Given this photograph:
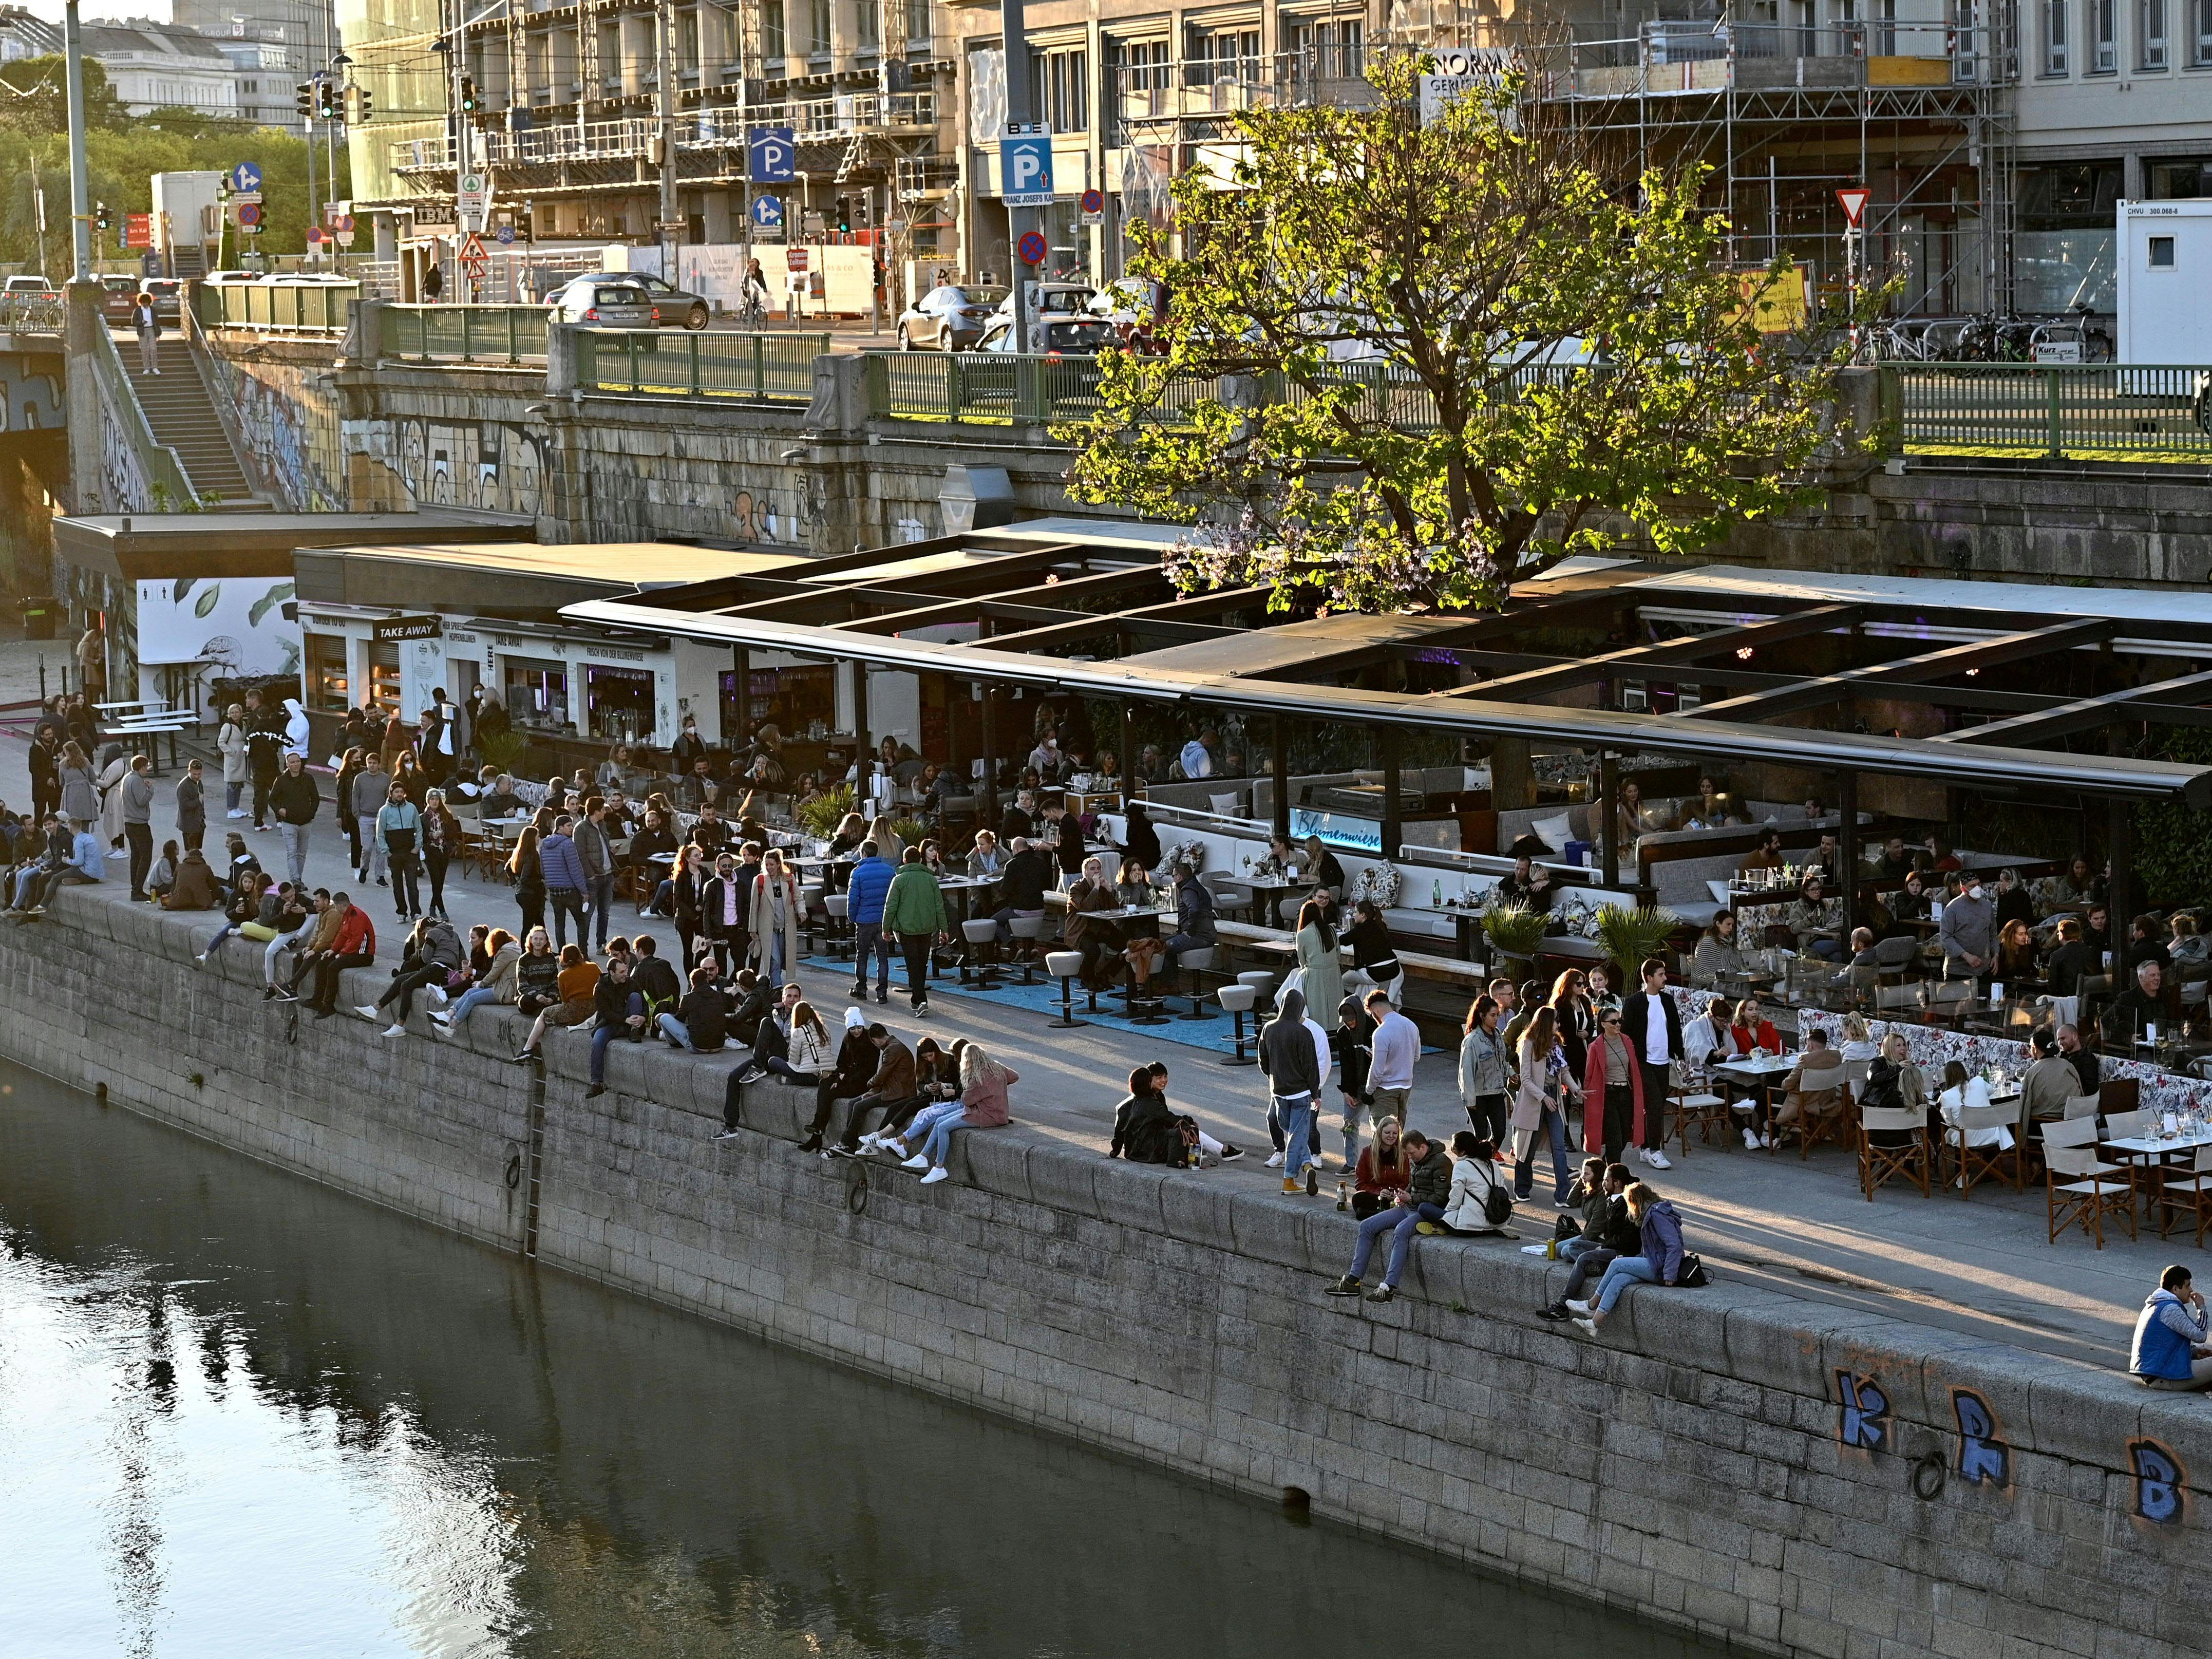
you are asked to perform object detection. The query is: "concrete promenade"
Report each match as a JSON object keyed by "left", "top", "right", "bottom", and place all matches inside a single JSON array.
[{"left": 0, "top": 692, "right": 2176, "bottom": 1376}]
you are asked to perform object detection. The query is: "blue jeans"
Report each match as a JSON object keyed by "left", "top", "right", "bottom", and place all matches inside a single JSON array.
[
  {"left": 1594, "top": 1254, "right": 1660, "bottom": 1313},
  {"left": 905, "top": 1099, "right": 969, "bottom": 1165},
  {"left": 1559, "top": 1235, "right": 1602, "bottom": 1265},
  {"left": 590, "top": 993, "right": 645, "bottom": 1084},
  {"left": 1268, "top": 1095, "right": 1322, "bottom": 1156},
  {"left": 1349, "top": 1201, "right": 1445, "bottom": 1289},
  {"left": 763, "top": 930, "right": 787, "bottom": 988},
  {"left": 1276, "top": 1094, "right": 1316, "bottom": 1183},
  {"left": 852, "top": 920, "right": 892, "bottom": 992},
  {"left": 1808, "top": 937, "right": 1843, "bottom": 962},
  {"left": 1512, "top": 1106, "right": 1573, "bottom": 1203},
  {"left": 588, "top": 874, "right": 616, "bottom": 949},
  {"left": 448, "top": 984, "right": 502, "bottom": 1027}
]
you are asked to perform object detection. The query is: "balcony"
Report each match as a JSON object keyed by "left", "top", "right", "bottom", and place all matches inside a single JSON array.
[
  {"left": 1107, "top": 47, "right": 1378, "bottom": 138},
  {"left": 1542, "top": 19, "right": 2009, "bottom": 100}
]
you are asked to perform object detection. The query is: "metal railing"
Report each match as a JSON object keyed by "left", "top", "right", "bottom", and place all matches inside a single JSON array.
[
  {"left": 1895, "top": 364, "right": 2212, "bottom": 460},
  {"left": 576, "top": 329, "right": 827, "bottom": 399},
  {"left": 391, "top": 91, "right": 938, "bottom": 172},
  {"left": 197, "top": 280, "right": 360, "bottom": 334},
  {"left": 381, "top": 304, "right": 550, "bottom": 364},
  {"left": 0, "top": 293, "right": 65, "bottom": 331},
  {"left": 1544, "top": 18, "right": 2002, "bottom": 99}
]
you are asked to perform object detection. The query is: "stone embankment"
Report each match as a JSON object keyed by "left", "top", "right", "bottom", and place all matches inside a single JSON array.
[{"left": 2, "top": 885, "right": 2205, "bottom": 1659}]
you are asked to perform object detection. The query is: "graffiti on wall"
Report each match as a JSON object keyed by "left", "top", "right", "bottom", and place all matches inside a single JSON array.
[{"left": 213, "top": 356, "right": 344, "bottom": 510}]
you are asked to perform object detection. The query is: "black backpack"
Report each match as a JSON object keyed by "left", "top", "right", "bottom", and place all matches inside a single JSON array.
[{"left": 1478, "top": 1163, "right": 1515, "bottom": 1229}]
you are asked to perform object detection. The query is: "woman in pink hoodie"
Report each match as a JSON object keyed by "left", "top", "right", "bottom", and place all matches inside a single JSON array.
[{"left": 888, "top": 1042, "right": 1017, "bottom": 1185}]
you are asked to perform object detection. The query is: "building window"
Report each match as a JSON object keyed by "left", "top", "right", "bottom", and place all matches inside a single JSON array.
[
  {"left": 1287, "top": 17, "right": 1366, "bottom": 81},
  {"left": 2143, "top": 0, "right": 2169, "bottom": 63},
  {"left": 504, "top": 658, "right": 571, "bottom": 733},
  {"left": 585, "top": 665, "right": 656, "bottom": 743},
  {"left": 810, "top": 0, "right": 830, "bottom": 55},
  {"left": 367, "top": 643, "right": 403, "bottom": 715},
  {"left": 2197, "top": 0, "right": 2212, "bottom": 61},
  {"left": 2093, "top": 0, "right": 2117, "bottom": 66},
  {"left": 858, "top": 0, "right": 878, "bottom": 50},
  {"left": 304, "top": 633, "right": 350, "bottom": 712},
  {"left": 2045, "top": 0, "right": 2069, "bottom": 70},
  {"left": 905, "top": 0, "right": 929, "bottom": 49},
  {"left": 762, "top": 0, "right": 784, "bottom": 59},
  {"left": 1118, "top": 37, "right": 1169, "bottom": 91},
  {"left": 1038, "top": 47, "right": 1087, "bottom": 133},
  {"left": 2149, "top": 234, "right": 2177, "bottom": 267},
  {"left": 1189, "top": 27, "right": 1261, "bottom": 85},
  {"left": 2148, "top": 157, "right": 2212, "bottom": 195}
]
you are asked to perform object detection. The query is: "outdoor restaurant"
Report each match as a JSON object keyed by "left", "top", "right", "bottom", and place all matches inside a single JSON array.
[{"left": 523, "top": 516, "right": 2212, "bottom": 1249}]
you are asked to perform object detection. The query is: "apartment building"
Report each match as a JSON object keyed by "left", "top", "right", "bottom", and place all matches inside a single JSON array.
[{"left": 84, "top": 21, "right": 243, "bottom": 117}]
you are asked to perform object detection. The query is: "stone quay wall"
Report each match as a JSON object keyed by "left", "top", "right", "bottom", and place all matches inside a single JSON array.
[{"left": 3, "top": 885, "right": 2208, "bottom": 1659}]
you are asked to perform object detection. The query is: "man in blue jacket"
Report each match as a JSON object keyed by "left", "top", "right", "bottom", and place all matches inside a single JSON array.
[
  {"left": 539, "top": 815, "right": 591, "bottom": 950},
  {"left": 2132, "top": 1265, "right": 2212, "bottom": 1390},
  {"left": 846, "top": 837, "right": 897, "bottom": 1005}
]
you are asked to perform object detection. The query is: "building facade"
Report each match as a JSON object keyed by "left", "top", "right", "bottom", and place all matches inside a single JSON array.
[{"left": 83, "top": 21, "right": 242, "bottom": 117}]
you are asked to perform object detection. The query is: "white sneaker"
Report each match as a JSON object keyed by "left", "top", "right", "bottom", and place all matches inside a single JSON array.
[
  {"left": 919, "top": 1166, "right": 949, "bottom": 1185},
  {"left": 1265, "top": 1151, "right": 1285, "bottom": 1168},
  {"left": 427, "top": 985, "right": 449, "bottom": 1005},
  {"left": 1564, "top": 1298, "right": 1592, "bottom": 1315},
  {"left": 225, "top": 809, "right": 247, "bottom": 820},
  {"left": 1759, "top": 1132, "right": 1774, "bottom": 1149},
  {"left": 354, "top": 1005, "right": 380, "bottom": 1020},
  {"left": 1572, "top": 1316, "right": 1598, "bottom": 1336},
  {"left": 900, "top": 1153, "right": 930, "bottom": 1171},
  {"left": 1646, "top": 1149, "right": 1672, "bottom": 1170},
  {"left": 877, "top": 1140, "right": 907, "bottom": 1160},
  {"left": 381, "top": 1023, "right": 406, "bottom": 1038},
  {"left": 193, "top": 952, "right": 208, "bottom": 964},
  {"left": 1742, "top": 1127, "right": 1761, "bottom": 1151},
  {"left": 856, "top": 1133, "right": 881, "bottom": 1153}
]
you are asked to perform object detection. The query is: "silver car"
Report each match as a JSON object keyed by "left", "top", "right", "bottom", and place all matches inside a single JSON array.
[{"left": 547, "top": 277, "right": 656, "bottom": 328}]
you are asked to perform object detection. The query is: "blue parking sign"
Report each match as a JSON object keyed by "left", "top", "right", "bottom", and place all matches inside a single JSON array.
[
  {"left": 748, "top": 126, "right": 796, "bottom": 183},
  {"left": 750, "top": 194, "right": 784, "bottom": 229},
  {"left": 999, "top": 123, "right": 1053, "bottom": 206}
]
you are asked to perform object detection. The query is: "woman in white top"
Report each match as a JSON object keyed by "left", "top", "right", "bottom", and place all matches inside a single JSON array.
[
  {"left": 1838, "top": 1012, "right": 1881, "bottom": 1066},
  {"left": 1441, "top": 1131, "right": 1509, "bottom": 1234},
  {"left": 1937, "top": 1059, "right": 2014, "bottom": 1153}
]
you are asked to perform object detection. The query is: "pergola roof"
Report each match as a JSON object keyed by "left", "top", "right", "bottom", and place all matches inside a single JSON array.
[{"left": 558, "top": 521, "right": 2212, "bottom": 809}]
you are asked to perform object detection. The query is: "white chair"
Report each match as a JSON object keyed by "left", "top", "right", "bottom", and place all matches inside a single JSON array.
[
  {"left": 2154, "top": 1145, "right": 2212, "bottom": 1245},
  {"left": 1216, "top": 983, "right": 1258, "bottom": 1065},
  {"left": 1843, "top": 1058, "right": 1871, "bottom": 1102},
  {"left": 2046, "top": 1141, "right": 2136, "bottom": 1248},
  {"left": 2062, "top": 1092, "right": 2102, "bottom": 1121},
  {"left": 1951, "top": 1102, "right": 2022, "bottom": 1196},
  {"left": 1044, "top": 949, "right": 1088, "bottom": 1029},
  {"left": 959, "top": 917, "right": 1002, "bottom": 989},
  {"left": 2103, "top": 1107, "right": 2155, "bottom": 1141},
  {"left": 822, "top": 891, "right": 852, "bottom": 959},
  {"left": 1175, "top": 946, "right": 1219, "bottom": 1021},
  {"left": 1007, "top": 913, "right": 1047, "bottom": 983}
]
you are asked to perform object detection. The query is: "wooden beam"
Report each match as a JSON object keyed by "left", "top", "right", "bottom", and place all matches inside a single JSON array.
[
  {"left": 1679, "top": 619, "right": 2123, "bottom": 722},
  {"left": 1929, "top": 668, "right": 2212, "bottom": 746},
  {"left": 1442, "top": 604, "right": 1863, "bottom": 701}
]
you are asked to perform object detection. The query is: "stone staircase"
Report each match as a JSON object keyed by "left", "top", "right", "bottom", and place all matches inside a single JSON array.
[{"left": 117, "top": 334, "right": 256, "bottom": 503}]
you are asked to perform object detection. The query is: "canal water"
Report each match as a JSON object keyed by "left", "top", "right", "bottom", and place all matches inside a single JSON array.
[{"left": 0, "top": 1063, "right": 1718, "bottom": 1658}]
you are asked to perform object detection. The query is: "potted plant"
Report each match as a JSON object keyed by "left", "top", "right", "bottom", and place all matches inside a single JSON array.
[
  {"left": 1484, "top": 903, "right": 1548, "bottom": 967},
  {"left": 1594, "top": 903, "right": 1680, "bottom": 976},
  {"left": 796, "top": 784, "right": 857, "bottom": 840}
]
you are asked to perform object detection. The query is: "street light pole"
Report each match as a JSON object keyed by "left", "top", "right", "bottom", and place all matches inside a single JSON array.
[
  {"left": 999, "top": 0, "right": 1037, "bottom": 351},
  {"left": 63, "top": 0, "right": 92, "bottom": 283},
  {"left": 658, "top": 0, "right": 680, "bottom": 279}
]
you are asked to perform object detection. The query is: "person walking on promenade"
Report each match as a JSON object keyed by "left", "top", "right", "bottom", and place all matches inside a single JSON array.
[
  {"left": 118, "top": 753, "right": 156, "bottom": 901},
  {"left": 1621, "top": 957, "right": 1679, "bottom": 1171},
  {"left": 883, "top": 846, "right": 947, "bottom": 1019},
  {"left": 269, "top": 752, "right": 320, "bottom": 887},
  {"left": 174, "top": 758, "right": 206, "bottom": 855},
  {"left": 1260, "top": 986, "right": 1330, "bottom": 1197}
]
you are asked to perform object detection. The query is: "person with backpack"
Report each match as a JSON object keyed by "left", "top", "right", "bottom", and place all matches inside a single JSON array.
[
  {"left": 1325, "top": 1129, "right": 1453, "bottom": 1305},
  {"left": 1441, "top": 1133, "right": 1513, "bottom": 1235},
  {"left": 1568, "top": 1181, "right": 1693, "bottom": 1335}
]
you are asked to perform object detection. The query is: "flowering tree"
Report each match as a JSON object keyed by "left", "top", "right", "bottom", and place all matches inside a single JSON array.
[{"left": 1060, "top": 54, "right": 1862, "bottom": 614}]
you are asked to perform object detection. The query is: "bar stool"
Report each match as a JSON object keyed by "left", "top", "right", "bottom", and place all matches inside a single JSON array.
[
  {"left": 1008, "top": 914, "right": 1047, "bottom": 985},
  {"left": 1175, "top": 946, "right": 1218, "bottom": 1021},
  {"left": 1045, "top": 950, "right": 1088, "bottom": 1028},
  {"left": 798, "top": 884, "right": 825, "bottom": 957},
  {"left": 822, "top": 892, "right": 852, "bottom": 960},
  {"left": 1236, "top": 970, "right": 1277, "bottom": 1015},
  {"left": 960, "top": 917, "right": 1003, "bottom": 989},
  {"left": 1215, "top": 983, "right": 1258, "bottom": 1065}
]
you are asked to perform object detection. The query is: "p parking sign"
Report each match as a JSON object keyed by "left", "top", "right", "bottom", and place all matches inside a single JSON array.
[{"left": 1000, "top": 122, "right": 1053, "bottom": 206}]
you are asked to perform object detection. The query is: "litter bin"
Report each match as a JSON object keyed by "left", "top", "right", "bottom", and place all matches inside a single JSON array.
[{"left": 18, "top": 594, "right": 56, "bottom": 640}]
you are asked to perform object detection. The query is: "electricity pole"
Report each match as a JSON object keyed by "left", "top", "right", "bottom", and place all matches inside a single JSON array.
[
  {"left": 658, "top": 0, "right": 680, "bottom": 278},
  {"left": 999, "top": 0, "right": 1037, "bottom": 351},
  {"left": 64, "top": 0, "right": 92, "bottom": 283}
]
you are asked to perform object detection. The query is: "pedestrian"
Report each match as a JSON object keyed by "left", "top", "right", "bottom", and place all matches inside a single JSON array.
[
  {"left": 507, "top": 823, "right": 547, "bottom": 939},
  {"left": 133, "top": 290, "right": 161, "bottom": 372},
  {"left": 846, "top": 837, "right": 897, "bottom": 1005},
  {"left": 74, "top": 618, "right": 107, "bottom": 701},
  {"left": 1620, "top": 956, "right": 1679, "bottom": 1170},
  {"left": 217, "top": 703, "right": 249, "bottom": 819},
  {"left": 1259, "top": 986, "right": 1330, "bottom": 1197},
  {"left": 576, "top": 798, "right": 617, "bottom": 952},
  {"left": 1294, "top": 897, "right": 1341, "bottom": 1020},
  {"left": 1510, "top": 1004, "right": 1577, "bottom": 1209},
  {"left": 1325, "top": 1129, "right": 1453, "bottom": 1304},
  {"left": 882, "top": 845, "right": 947, "bottom": 1017},
  {"left": 1365, "top": 986, "right": 1419, "bottom": 1134},
  {"left": 539, "top": 813, "right": 590, "bottom": 949},
  {"left": 747, "top": 845, "right": 803, "bottom": 989},
  {"left": 57, "top": 740, "right": 97, "bottom": 828},
  {"left": 118, "top": 753, "right": 156, "bottom": 901},
  {"left": 268, "top": 752, "right": 320, "bottom": 886},
  {"left": 375, "top": 782, "right": 423, "bottom": 920},
  {"left": 1459, "top": 995, "right": 1510, "bottom": 1148},
  {"left": 1568, "top": 1180, "right": 1690, "bottom": 1335},
  {"left": 1580, "top": 1003, "right": 1647, "bottom": 1168},
  {"left": 420, "top": 788, "right": 460, "bottom": 920},
  {"left": 96, "top": 743, "right": 131, "bottom": 850},
  {"left": 28, "top": 728, "right": 59, "bottom": 824},
  {"left": 245, "top": 693, "right": 286, "bottom": 830},
  {"left": 174, "top": 757, "right": 206, "bottom": 854},
  {"left": 2130, "top": 1264, "right": 2212, "bottom": 1390}
]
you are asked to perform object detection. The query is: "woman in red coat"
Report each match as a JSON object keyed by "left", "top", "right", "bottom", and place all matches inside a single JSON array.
[{"left": 1580, "top": 1006, "right": 1647, "bottom": 1166}]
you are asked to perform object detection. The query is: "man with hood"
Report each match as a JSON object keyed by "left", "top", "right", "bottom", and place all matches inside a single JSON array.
[
  {"left": 244, "top": 690, "right": 286, "bottom": 829},
  {"left": 1258, "top": 987, "right": 1332, "bottom": 1196},
  {"left": 795, "top": 1007, "right": 877, "bottom": 1152},
  {"left": 281, "top": 696, "right": 312, "bottom": 760}
]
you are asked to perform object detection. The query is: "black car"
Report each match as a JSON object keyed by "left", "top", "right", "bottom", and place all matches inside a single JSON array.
[
  {"left": 629, "top": 274, "right": 712, "bottom": 330},
  {"left": 896, "top": 284, "right": 1005, "bottom": 351}
]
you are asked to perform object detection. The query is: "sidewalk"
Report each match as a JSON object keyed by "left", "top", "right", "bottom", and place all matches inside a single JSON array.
[{"left": 0, "top": 721, "right": 2175, "bottom": 1375}]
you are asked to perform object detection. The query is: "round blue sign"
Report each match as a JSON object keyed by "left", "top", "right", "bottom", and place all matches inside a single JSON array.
[
  {"left": 230, "top": 161, "right": 262, "bottom": 193},
  {"left": 751, "top": 194, "right": 784, "bottom": 228},
  {"left": 1017, "top": 229, "right": 1047, "bottom": 265},
  {"left": 495, "top": 224, "right": 516, "bottom": 244}
]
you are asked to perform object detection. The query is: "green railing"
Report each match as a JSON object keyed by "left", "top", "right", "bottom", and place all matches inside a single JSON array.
[
  {"left": 1896, "top": 364, "right": 2212, "bottom": 461},
  {"left": 197, "top": 280, "right": 359, "bottom": 334},
  {"left": 380, "top": 304, "right": 549, "bottom": 365},
  {"left": 575, "top": 328, "right": 827, "bottom": 399}
]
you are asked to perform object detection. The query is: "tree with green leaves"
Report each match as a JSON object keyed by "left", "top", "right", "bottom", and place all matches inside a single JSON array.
[
  {"left": 0, "top": 55, "right": 123, "bottom": 135},
  {"left": 1061, "top": 54, "right": 1864, "bottom": 615}
]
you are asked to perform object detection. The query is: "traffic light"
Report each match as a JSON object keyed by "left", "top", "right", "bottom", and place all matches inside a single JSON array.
[
  {"left": 295, "top": 81, "right": 315, "bottom": 120},
  {"left": 346, "top": 83, "right": 372, "bottom": 123},
  {"left": 94, "top": 200, "right": 110, "bottom": 234},
  {"left": 315, "top": 80, "right": 339, "bottom": 120},
  {"left": 458, "top": 75, "right": 478, "bottom": 114}
]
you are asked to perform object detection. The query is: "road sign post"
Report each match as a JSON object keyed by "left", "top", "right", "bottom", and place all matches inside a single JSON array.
[
  {"left": 999, "top": 122, "right": 1054, "bottom": 208},
  {"left": 457, "top": 171, "right": 490, "bottom": 234}
]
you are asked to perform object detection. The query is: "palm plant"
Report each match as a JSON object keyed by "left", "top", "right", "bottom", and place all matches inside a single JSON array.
[
  {"left": 1594, "top": 903, "right": 1680, "bottom": 974},
  {"left": 1483, "top": 903, "right": 1548, "bottom": 962},
  {"left": 795, "top": 784, "right": 856, "bottom": 839}
]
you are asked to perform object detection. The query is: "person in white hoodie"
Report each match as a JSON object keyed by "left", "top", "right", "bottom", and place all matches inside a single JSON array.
[
  {"left": 1439, "top": 1132, "right": 1511, "bottom": 1234},
  {"left": 281, "top": 697, "right": 312, "bottom": 760}
]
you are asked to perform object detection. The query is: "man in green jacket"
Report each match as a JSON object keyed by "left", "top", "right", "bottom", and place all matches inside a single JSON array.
[{"left": 882, "top": 846, "right": 948, "bottom": 1017}]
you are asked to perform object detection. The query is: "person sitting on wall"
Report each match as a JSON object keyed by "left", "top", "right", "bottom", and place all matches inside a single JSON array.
[
  {"left": 2132, "top": 1264, "right": 2212, "bottom": 1390},
  {"left": 1566, "top": 1181, "right": 1691, "bottom": 1336}
]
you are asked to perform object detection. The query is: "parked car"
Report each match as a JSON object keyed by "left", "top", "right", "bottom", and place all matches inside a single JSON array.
[
  {"left": 145, "top": 279, "right": 183, "bottom": 322},
  {"left": 896, "top": 284, "right": 1005, "bottom": 350},
  {"left": 624, "top": 273, "right": 712, "bottom": 329},
  {"left": 2, "top": 274, "right": 56, "bottom": 300},
  {"left": 101, "top": 275, "right": 141, "bottom": 323},
  {"left": 545, "top": 276, "right": 656, "bottom": 328},
  {"left": 974, "top": 313, "right": 1118, "bottom": 356},
  {"left": 202, "top": 270, "right": 264, "bottom": 286}
]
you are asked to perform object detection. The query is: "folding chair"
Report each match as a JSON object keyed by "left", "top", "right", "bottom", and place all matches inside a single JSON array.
[
  {"left": 1859, "top": 1106, "right": 1932, "bottom": 1200},
  {"left": 2043, "top": 1117, "right": 2135, "bottom": 1248},
  {"left": 1674, "top": 1082, "right": 1731, "bottom": 1154},
  {"left": 2153, "top": 1145, "right": 2212, "bottom": 1245},
  {"left": 1773, "top": 1085, "right": 1850, "bottom": 1159},
  {"left": 2061, "top": 1092, "right": 2102, "bottom": 1121},
  {"left": 1951, "top": 1103, "right": 2023, "bottom": 1196}
]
